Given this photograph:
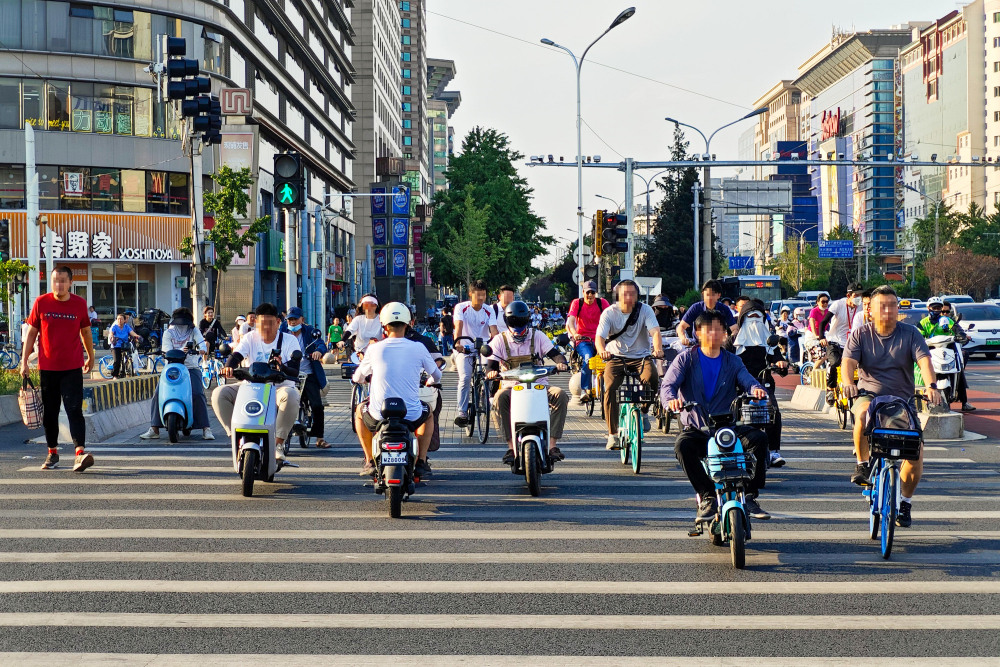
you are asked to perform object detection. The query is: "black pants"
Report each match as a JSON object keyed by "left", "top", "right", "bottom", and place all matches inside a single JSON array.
[
  {"left": 674, "top": 425, "right": 768, "bottom": 497},
  {"left": 761, "top": 379, "right": 783, "bottom": 452},
  {"left": 112, "top": 348, "right": 127, "bottom": 378},
  {"left": 301, "top": 374, "right": 325, "bottom": 437},
  {"left": 825, "top": 342, "right": 843, "bottom": 390},
  {"left": 40, "top": 368, "right": 85, "bottom": 450}
]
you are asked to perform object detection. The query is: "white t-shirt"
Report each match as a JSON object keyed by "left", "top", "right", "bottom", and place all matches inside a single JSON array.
[
  {"left": 162, "top": 326, "right": 207, "bottom": 370},
  {"left": 233, "top": 329, "right": 301, "bottom": 370},
  {"left": 345, "top": 315, "right": 384, "bottom": 352},
  {"left": 493, "top": 303, "right": 508, "bottom": 332},
  {"left": 826, "top": 297, "right": 859, "bottom": 346},
  {"left": 486, "top": 329, "right": 554, "bottom": 390},
  {"left": 851, "top": 309, "right": 866, "bottom": 332},
  {"left": 596, "top": 303, "right": 660, "bottom": 359},
  {"left": 454, "top": 301, "right": 496, "bottom": 348},
  {"left": 353, "top": 337, "right": 441, "bottom": 421}
]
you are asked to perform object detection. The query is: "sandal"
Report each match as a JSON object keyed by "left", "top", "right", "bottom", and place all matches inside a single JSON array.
[{"left": 316, "top": 439, "right": 332, "bottom": 449}]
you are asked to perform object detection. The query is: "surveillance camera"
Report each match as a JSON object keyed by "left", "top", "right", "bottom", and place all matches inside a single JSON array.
[
  {"left": 973, "top": 156, "right": 981, "bottom": 162},
  {"left": 911, "top": 154, "right": 919, "bottom": 161},
  {"left": 931, "top": 154, "right": 938, "bottom": 161},
  {"left": 702, "top": 153, "right": 711, "bottom": 161},
  {"left": 593, "top": 155, "right": 601, "bottom": 163},
  {"left": 838, "top": 153, "right": 845, "bottom": 160},
  {"left": 547, "top": 154, "right": 554, "bottom": 163}
]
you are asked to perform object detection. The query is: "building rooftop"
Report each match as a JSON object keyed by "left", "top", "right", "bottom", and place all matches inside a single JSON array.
[
  {"left": 793, "top": 28, "right": 923, "bottom": 97},
  {"left": 427, "top": 58, "right": 457, "bottom": 99}
]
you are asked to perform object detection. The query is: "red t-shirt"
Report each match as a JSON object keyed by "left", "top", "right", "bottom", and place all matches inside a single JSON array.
[
  {"left": 568, "top": 297, "right": 609, "bottom": 339},
  {"left": 26, "top": 293, "right": 90, "bottom": 371}
]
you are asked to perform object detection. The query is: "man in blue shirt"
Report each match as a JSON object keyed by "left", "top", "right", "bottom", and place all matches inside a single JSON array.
[
  {"left": 676, "top": 279, "right": 737, "bottom": 346},
  {"left": 661, "top": 309, "right": 772, "bottom": 521}
]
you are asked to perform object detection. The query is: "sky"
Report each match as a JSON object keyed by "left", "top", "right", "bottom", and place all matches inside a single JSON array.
[{"left": 425, "top": 0, "right": 956, "bottom": 266}]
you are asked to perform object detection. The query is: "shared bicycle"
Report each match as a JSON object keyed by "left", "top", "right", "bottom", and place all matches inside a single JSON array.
[
  {"left": 98, "top": 344, "right": 164, "bottom": 379},
  {"left": 612, "top": 355, "right": 657, "bottom": 475},
  {"left": 0, "top": 339, "right": 20, "bottom": 370},
  {"left": 455, "top": 335, "right": 491, "bottom": 443},
  {"left": 585, "top": 355, "right": 606, "bottom": 419}
]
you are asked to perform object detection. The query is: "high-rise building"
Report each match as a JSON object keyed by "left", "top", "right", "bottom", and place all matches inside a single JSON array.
[
  {"left": 400, "top": 0, "right": 431, "bottom": 212},
  {"left": 980, "top": 1, "right": 1000, "bottom": 210},
  {"left": 0, "top": 0, "right": 356, "bottom": 328},
  {"left": 427, "top": 58, "right": 461, "bottom": 193}
]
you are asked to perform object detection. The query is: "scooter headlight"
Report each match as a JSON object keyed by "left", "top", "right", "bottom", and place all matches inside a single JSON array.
[
  {"left": 243, "top": 400, "right": 265, "bottom": 418},
  {"left": 715, "top": 428, "right": 738, "bottom": 451},
  {"left": 165, "top": 367, "right": 182, "bottom": 382}
]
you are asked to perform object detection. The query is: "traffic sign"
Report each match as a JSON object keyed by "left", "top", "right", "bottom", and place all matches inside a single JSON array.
[
  {"left": 728, "top": 256, "right": 754, "bottom": 270},
  {"left": 277, "top": 183, "right": 297, "bottom": 206},
  {"left": 572, "top": 267, "right": 581, "bottom": 285},
  {"left": 573, "top": 246, "right": 594, "bottom": 265},
  {"left": 634, "top": 276, "right": 662, "bottom": 300},
  {"left": 818, "top": 240, "right": 854, "bottom": 259}
]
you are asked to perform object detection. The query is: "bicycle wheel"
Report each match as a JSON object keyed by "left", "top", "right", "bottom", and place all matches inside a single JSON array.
[
  {"left": 799, "top": 362, "right": 814, "bottom": 386},
  {"left": 476, "top": 378, "right": 490, "bottom": 444},
  {"left": 350, "top": 384, "right": 363, "bottom": 434},
  {"left": 297, "top": 403, "right": 312, "bottom": 449},
  {"left": 630, "top": 407, "right": 642, "bottom": 475},
  {"left": 465, "top": 381, "right": 476, "bottom": 438},
  {"left": 0, "top": 351, "right": 11, "bottom": 370},
  {"left": 837, "top": 400, "right": 848, "bottom": 430},
  {"left": 98, "top": 356, "right": 114, "bottom": 379},
  {"left": 619, "top": 406, "right": 630, "bottom": 465},
  {"left": 880, "top": 465, "right": 897, "bottom": 559},
  {"left": 585, "top": 387, "right": 595, "bottom": 416},
  {"left": 201, "top": 363, "right": 212, "bottom": 389},
  {"left": 598, "top": 377, "right": 605, "bottom": 419}
]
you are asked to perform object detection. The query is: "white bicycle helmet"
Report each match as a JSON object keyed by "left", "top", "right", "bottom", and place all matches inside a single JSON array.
[
  {"left": 926, "top": 296, "right": 944, "bottom": 309},
  {"left": 793, "top": 307, "right": 806, "bottom": 318},
  {"left": 780, "top": 305, "right": 791, "bottom": 313},
  {"left": 379, "top": 301, "right": 411, "bottom": 327}
]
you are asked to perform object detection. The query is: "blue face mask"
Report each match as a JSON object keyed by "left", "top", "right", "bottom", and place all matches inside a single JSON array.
[{"left": 288, "top": 323, "right": 302, "bottom": 332}]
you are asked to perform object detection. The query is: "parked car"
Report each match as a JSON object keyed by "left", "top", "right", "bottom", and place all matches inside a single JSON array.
[
  {"left": 940, "top": 294, "right": 975, "bottom": 304},
  {"left": 952, "top": 303, "right": 1000, "bottom": 359},
  {"left": 795, "top": 291, "right": 830, "bottom": 305}
]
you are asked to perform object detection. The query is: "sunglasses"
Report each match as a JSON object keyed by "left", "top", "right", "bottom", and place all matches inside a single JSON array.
[{"left": 818, "top": 300, "right": 829, "bottom": 305}]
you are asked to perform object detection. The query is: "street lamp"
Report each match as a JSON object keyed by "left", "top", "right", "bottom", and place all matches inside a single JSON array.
[
  {"left": 665, "top": 107, "right": 768, "bottom": 286},
  {"left": 595, "top": 193, "right": 623, "bottom": 211},
  {"left": 542, "top": 6, "right": 636, "bottom": 297},
  {"left": 785, "top": 224, "right": 819, "bottom": 291}
]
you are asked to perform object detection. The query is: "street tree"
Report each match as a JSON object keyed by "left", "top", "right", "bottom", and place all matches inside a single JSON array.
[
  {"left": 912, "top": 201, "right": 960, "bottom": 256},
  {"left": 423, "top": 127, "right": 551, "bottom": 287},
  {"left": 924, "top": 244, "right": 1000, "bottom": 300},
  {"left": 422, "top": 191, "right": 507, "bottom": 289},
  {"left": 954, "top": 204, "right": 1000, "bottom": 257}
]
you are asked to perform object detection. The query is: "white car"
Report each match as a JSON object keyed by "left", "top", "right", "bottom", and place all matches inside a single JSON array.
[
  {"left": 941, "top": 294, "right": 975, "bottom": 304},
  {"left": 953, "top": 303, "right": 1000, "bottom": 359}
]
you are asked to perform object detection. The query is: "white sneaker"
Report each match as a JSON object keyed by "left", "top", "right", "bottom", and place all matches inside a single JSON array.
[
  {"left": 139, "top": 428, "right": 160, "bottom": 440},
  {"left": 202, "top": 428, "right": 216, "bottom": 440},
  {"left": 276, "top": 442, "right": 287, "bottom": 461},
  {"left": 769, "top": 451, "right": 786, "bottom": 468},
  {"left": 605, "top": 434, "right": 620, "bottom": 450}
]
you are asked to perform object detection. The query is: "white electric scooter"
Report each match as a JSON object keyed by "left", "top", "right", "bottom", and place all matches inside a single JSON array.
[
  {"left": 229, "top": 350, "right": 302, "bottom": 497},
  {"left": 926, "top": 332, "right": 962, "bottom": 404},
  {"left": 499, "top": 362, "right": 558, "bottom": 496}
]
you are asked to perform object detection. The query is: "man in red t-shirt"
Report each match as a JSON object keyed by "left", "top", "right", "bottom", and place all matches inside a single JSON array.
[
  {"left": 20, "top": 266, "right": 96, "bottom": 472},
  {"left": 566, "top": 281, "right": 609, "bottom": 404}
]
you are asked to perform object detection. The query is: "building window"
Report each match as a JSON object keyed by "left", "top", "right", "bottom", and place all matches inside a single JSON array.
[
  {"left": 91, "top": 168, "right": 121, "bottom": 211},
  {"left": 47, "top": 81, "right": 69, "bottom": 131},
  {"left": 0, "top": 166, "right": 25, "bottom": 209},
  {"left": 403, "top": 119, "right": 411, "bottom": 129},
  {"left": 402, "top": 35, "right": 410, "bottom": 45},
  {"left": 994, "top": 11, "right": 1000, "bottom": 22},
  {"left": 60, "top": 166, "right": 91, "bottom": 210},
  {"left": 402, "top": 69, "right": 411, "bottom": 78},
  {"left": 122, "top": 169, "right": 145, "bottom": 212},
  {"left": 402, "top": 102, "right": 411, "bottom": 112},
  {"left": 403, "top": 136, "right": 412, "bottom": 146},
  {"left": 146, "top": 171, "right": 169, "bottom": 213},
  {"left": 402, "top": 52, "right": 411, "bottom": 62},
  {"left": 402, "top": 85, "right": 411, "bottom": 95},
  {"left": 995, "top": 37, "right": 1000, "bottom": 47},
  {"left": 995, "top": 111, "right": 1000, "bottom": 122},
  {"left": 400, "top": 1, "right": 410, "bottom": 9},
  {"left": 995, "top": 62, "right": 1000, "bottom": 73},
  {"left": 168, "top": 173, "right": 189, "bottom": 215},
  {"left": 0, "top": 79, "right": 20, "bottom": 129},
  {"left": 401, "top": 18, "right": 410, "bottom": 28}
]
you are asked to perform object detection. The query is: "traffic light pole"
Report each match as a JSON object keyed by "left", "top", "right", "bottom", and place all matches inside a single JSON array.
[
  {"left": 624, "top": 158, "right": 634, "bottom": 277},
  {"left": 285, "top": 208, "right": 297, "bottom": 312},
  {"left": 189, "top": 134, "right": 208, "bottom": 313},
  {"left": 692, "top": 180, "right": 701, "bottom": 291}
]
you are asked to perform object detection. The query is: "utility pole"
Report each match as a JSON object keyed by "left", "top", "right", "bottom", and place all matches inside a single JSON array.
[
  {"left": 702, "top": 165, "right": 712, "bottom": 284},
  {"left": 25, "top": 124, "right": 38, "bottom": 305},
  {"left": 691, "top": 181, "right": 701, "bottom": 291},
  {"left": 624, "top": 157, "right": 635, "bottom": 276},
  {"left": 285, "top": 209, "right": 297, "bottom": 312},
  {"left": 187, "top": 130, "right": 208, "bottom": 312}
]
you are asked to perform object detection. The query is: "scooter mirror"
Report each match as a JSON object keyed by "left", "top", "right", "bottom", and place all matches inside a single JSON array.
[
  {"left": 290, "top": 350, "right": 303, "bottom": 362},
  {"left": 766, "top": 334, "right": 780, "bottom": 347},
  {"left": 479, "top": 344, "right": 493, "bottom": 357}
]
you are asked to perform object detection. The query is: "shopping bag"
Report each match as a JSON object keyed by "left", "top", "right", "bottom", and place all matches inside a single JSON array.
[{"left": 18, "top": 377, "right": 43, "bottom": 429}]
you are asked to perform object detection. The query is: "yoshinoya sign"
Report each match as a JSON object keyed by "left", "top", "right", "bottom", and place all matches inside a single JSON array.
[{"left": 32, "top": 213, "right": 190, "bottom": 262}]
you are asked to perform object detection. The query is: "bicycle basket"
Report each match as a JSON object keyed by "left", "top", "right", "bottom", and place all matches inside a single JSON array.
[
  {"left": 737, "top": 397, "right": 776, "bottom": 426},
  {"left": 616, "top": 375, "right": 657, "bottom": 405},
  {"left": 866, "top": 396, "right": 922, "bottom": 461},
  {"left": 705, "top": 452, "right": 752, "bottom": 484}
]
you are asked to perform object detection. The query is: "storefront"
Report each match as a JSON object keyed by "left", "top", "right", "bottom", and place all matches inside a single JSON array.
[{"left": 9, "top": 211, "right": 192, "bottom": 327}]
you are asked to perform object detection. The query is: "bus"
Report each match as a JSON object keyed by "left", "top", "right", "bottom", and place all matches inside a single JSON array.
[{"left": 720, "top": 275, "right": 782, "bottom": 305}]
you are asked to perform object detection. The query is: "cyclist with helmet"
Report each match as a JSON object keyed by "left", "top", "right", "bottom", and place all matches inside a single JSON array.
[
  {"left": 353, "top": 302, "right": 441, "bottom": 479},
  {"left": 918, "top": 298, "right": 975, "bottom": 412},
  {"left": 485, "top": 301, "right": 571, "bottom": 464}
]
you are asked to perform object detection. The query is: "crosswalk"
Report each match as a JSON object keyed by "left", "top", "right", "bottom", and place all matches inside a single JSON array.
[{"left": 0, "top": 373, "right": 999, "bottom": 661}]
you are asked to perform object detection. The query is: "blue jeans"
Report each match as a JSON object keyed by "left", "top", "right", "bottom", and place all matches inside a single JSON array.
[
  {"left": 575, "top": 341, "right": 596, "bottom": 391},
  {"left": 439, "top": 334, "right": 453, "bottom": 356},
  {"left": 787, "top": 329, "right": 801, "bottom": 365}
]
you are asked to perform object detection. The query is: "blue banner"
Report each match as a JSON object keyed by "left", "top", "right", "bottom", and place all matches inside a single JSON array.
[
  {"left": 391, "top": 185, "right": 409, "bottom": 216},
  {"left": 373, "top": 248, "right": 388, "bottom": 276},
  {"left": 391, "top": 217, "right": 409, "bottom": 246},
  {"left": 372, "top": 218, "right": 387, "bottom": 245},
  {"left": 392, "top": 249, "right": 407, "bottom": 276},
  {"left": 371, "top": 187, "right": 387, "bottom": 216}
]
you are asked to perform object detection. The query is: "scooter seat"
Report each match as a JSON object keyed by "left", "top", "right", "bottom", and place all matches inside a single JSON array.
[{"left": 381, "top": 397, "right": 407, "bottom": 420}]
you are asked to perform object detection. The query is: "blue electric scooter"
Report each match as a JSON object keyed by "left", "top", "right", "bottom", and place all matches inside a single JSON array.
[{"left": 159, "top": 343, "right": 199, "bottom": 443}]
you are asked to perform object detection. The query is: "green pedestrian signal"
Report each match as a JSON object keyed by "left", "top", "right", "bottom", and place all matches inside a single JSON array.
[{"left": 273, "top": 152, "right": 304, "bottom": 210}]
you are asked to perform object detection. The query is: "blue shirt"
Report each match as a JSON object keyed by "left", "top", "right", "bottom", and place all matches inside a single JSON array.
[
  {"left": 682, "top": 301, "right": 737, "bottom": 330},
  {"left": 699, "top": 349, "right": 722, "bottom": 398},
  {"left": 110, "top": 323, "right": 133, "bottom": 349}
]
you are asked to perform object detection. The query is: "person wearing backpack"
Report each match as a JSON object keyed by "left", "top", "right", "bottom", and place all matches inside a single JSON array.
[{"left": 566, "top": 281, "right": 609, "bottom": 405}]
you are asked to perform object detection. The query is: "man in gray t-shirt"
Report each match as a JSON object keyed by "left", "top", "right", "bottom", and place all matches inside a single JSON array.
[
  {"left": 595, "top": 280, "right": 664, "bottom": 450},
  {"left": 841, "top": 286, "right": 942, "bottom": 528}
]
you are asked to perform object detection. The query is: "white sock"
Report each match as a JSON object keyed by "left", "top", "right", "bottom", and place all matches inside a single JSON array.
[{"left": 901, "top": 496, "right": 912, "bottom": 504}]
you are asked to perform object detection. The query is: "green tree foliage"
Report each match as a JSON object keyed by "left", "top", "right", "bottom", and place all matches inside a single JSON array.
[
  {"left": 954, "top": 203, "right": 1000, "bottom": 257},
  {"left": 0, "top": 259, "right": 32, "bottom": 307},
  {"left": 638, "top": 124, "right": 701, "bottom": 300},
  {"left": 423, "top": 127, "right": 551, "bottom": 288},
  {"left": 180, "top": 166, "right": 270, "bottom": 272},
  {"left": 421, "top": 192, "right": 506, "bottom": 289},
  {"left": 911, "top": 201, "right": 960, "bottom": 256}
]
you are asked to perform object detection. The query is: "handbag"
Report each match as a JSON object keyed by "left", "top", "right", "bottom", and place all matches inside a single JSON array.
[{"left": 18, "top": 377, "right": 43, "bottom": 429}]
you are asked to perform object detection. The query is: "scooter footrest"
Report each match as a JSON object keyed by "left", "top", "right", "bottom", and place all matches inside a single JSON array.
[{"left": 688, "top": 524, "right": 704, "bottom": 537}]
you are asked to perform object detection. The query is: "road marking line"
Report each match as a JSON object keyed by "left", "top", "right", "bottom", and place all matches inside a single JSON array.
[
  {"left": 0, "top": 528, "right": 995, "bottom": 540},
  {"left": 0, "top": 612, "right": 996, "bottom": 630}
]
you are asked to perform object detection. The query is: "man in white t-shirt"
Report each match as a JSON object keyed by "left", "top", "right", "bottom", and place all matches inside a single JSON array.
[
  {"left": 353, "top": 302, "right": 441, "bottom": 479},
  {"left": 452, "top": 279, "right": 499, "bottom": 425},
  {"left": 493, "top": 284, "right": 516, "bottom": 333},
  {"left": 340, "top": 294, "right": 384, "bottom": 354},
  {"left": 819, "top": 282, "right": 863, "bottom": 405},
  {"left": 214, "top": 303, "right": 302, "bottom": 461}
]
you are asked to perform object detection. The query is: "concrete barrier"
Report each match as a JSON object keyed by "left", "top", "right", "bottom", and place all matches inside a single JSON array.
[
  {"left": 0, "top": 394, "right": 21, "bottom": 427},
  {"left": 84, "top": 375, "right": 159, "bottom": 414},
  {"left": 790, "top": 385, "right": 828, "bottom": 412},
  {"left": 919, "top": 412, "right": 964, "bottom": 440}
]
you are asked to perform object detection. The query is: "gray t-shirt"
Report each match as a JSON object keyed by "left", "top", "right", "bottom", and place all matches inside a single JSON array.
[
  {"left": 844, "top": 322, "right": 930, "bottom": 400},
  {"left": 596, "top": 303, "right": 659, "bottom": 359}
]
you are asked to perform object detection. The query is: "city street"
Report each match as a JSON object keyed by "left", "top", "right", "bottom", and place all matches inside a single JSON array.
[{"left": 0, "top": 369, "right": 997, "bottom": 662}]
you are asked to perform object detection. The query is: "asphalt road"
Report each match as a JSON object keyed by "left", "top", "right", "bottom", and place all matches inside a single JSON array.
[{"left": 0, "top": 370, "right": 998, "bottom": 663}]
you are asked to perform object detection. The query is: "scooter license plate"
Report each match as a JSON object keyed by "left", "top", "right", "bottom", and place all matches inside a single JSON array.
[
  {"left": 988, "top": 339, "right": 1000, "bottom": 346},
  {"left": 380, "top": 452, "right": 408, "bottom": 466}
]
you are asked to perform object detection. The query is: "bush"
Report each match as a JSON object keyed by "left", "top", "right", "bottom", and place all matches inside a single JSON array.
[
  {"left": 676, "top": 288, "right": 702, "bottom": 307},
  {"left": 0, "top": 369, "right": 40, "bottom": 396}
]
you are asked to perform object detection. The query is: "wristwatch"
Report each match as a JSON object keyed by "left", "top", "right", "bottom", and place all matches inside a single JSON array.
[{"left": 928, "top": 382, "right": 938, "bottom": 389}]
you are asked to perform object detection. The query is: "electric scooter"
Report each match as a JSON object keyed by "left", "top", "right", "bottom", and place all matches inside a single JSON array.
[
  {"left": 371, "top": 396, "right": 419, "bottom": 518},
  {"left": 500, "top": 362, "right": 558, "bottom": 497},
  {"left": 926, "top": 332, "right": 962, "bottom": 404},
  {"left": 158, "top": 342, "right": 199, "bottom": 443},
  {"left": 230, "top": 350, "right": 302, "bottom": 497}
]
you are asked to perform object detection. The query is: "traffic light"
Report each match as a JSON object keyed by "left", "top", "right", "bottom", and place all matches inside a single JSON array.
[
  {"left": 583, "top": 264, "right": 599, "bottom": 281},
  {"left": 601, "top": 212, "right": 628, "bottom": 255},
  {"left": 273, "top": 153, "right": 305, "bottom": 210},
  {"left": 0, "top": 219, "right": 9, "bottom": 262},
  {"left": 594, "top": 210, "right": 605, "bottom": 257},
  {"left": 611, "top": 263, "right": 623, "bottom": 284},
  {"left": 202, "top": 95, "right": 222, "bottom": 145},
  {"left": 164, "top": 38, "right": 210, "bottom": 102}
]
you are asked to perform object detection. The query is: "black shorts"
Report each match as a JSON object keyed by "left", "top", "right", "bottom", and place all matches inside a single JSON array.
[{"left": 360, "top": 399, "right": 431, "bottom": 432}]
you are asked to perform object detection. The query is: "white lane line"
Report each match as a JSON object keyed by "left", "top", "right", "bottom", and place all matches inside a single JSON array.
[
  {"left": 0, "top": 612, "right": 997, "bottom": 630},
  {"left": 5, "top": 579, "right": 1000, "bottom": 595},
  {"left": 2, "top": 551, "right": 998, "bottom": 566},
  {"left": 0, "top": 528, "right": 997, "bottom": 540},
  {"left": 0, "top": 478, "right": 691, "bottom": 487}
]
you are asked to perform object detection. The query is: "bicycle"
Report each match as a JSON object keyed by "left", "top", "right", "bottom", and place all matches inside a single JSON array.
[
  {"left": 833, "top": 365, "right": 858, "bottom": 430},
  {"left": 201, "top": 354, "right": 226, "bottom": 389},
  {"left": 586, "top": 355, "right": 606, "bottom": 419},
  {"left": 861, "top": 394, "right": 923, "bottom": 559},
  {"left": 99, "top": 343, "right": 163, "bottom": 379},
  {"left": 455, "top": 335, "right": 491, "bottom": 442},
  {"left": 798, "top": 340, "right": 828, "bottom": 386},
  {"left": 613, "top": 356, "right": 658, "bottom": 475},
  {"left": 0, "top": 340, "right": 20, "bottom": 370},
  {"left": 292, "top": 372, "right": 313, "bottom": 449}
]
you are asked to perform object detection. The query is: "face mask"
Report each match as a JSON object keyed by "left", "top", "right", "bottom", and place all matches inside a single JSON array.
[
  {"left": 288, "top": 323, "right": 302, "bottom": 332},
  {"left": 852, "top": 297, "right": 862, "bottom": 307}
]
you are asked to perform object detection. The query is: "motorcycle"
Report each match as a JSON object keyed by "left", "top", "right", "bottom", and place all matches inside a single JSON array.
[
  {"left": 230, "top": 349, "right": 302, "bottom": 497},
  {"left": 926, "top": 331, "right": 963, "bottom": 404},
  {"left": 371, "top": 396, "right": 419, "bottom": 518},
  {"left": 499, "top": 361, "right": 559, "bottom": 497},
  {"left": 683, "top": 402, "right": 754, "bottom": 569},
  {"left": 158, "top": 342, "right": 199, "bottom": 443}
]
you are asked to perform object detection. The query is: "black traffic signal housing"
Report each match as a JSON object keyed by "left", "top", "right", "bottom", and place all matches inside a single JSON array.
[
  {"left": 602, "top": 212, "right": 628, "bottom": 255},
  {"left": 0, "top": 218, "right": 9, "bottom": 262},
  {"left": 201, "top": 96, "right": 222, "bottom": 145},
  {"left": 611, "top": 263, "right": 624, "bottom": 284},
  {"left": 594, "top": 210, "right": 605, "bottom": 257},
  {"left": 583, "top": 264, "right": 599, "bottom": 281},
  {"left": 273, "top": 153, "right": 305, "bottom": 210},
  {"left": 165, "top": 38, "right": 210, "bottom": 101}
]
